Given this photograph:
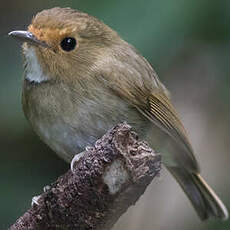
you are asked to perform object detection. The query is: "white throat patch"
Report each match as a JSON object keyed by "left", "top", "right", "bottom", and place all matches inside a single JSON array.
[{"left": 24, "top": 47, "right": 49, "bottom": 83}]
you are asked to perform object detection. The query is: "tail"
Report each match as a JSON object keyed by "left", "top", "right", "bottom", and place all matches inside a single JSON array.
[{"left": 168, "top": 167, "right": 229, "bottom": 221}]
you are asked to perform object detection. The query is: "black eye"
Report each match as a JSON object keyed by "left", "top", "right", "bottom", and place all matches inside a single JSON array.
[{"left": 60, "top": 37, "right": 77, "bottom": 51}]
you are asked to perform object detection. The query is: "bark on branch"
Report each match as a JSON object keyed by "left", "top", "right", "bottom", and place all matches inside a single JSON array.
[{"left": 9, "top": 123, "right": 161, "bottom": 230}]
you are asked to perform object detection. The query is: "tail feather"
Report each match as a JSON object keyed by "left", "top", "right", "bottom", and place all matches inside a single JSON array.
[
  {"left": 168, "top": 167, "right": 228, "bottom": 221},
  {"left": 194, "top": 174, "right": 228, "bottom": 220}
]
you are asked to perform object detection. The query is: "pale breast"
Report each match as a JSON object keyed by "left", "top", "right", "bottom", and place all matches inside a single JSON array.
[{"left": 23, "top": 78, "right": 149, "bottom": 162}]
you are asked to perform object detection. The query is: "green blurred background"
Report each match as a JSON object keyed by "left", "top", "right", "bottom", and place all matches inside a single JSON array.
[{"left": 1, "top": 0, "right": 230, "bottom": 229}]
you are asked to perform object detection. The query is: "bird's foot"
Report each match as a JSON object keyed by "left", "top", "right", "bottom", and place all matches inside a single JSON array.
[
  {"left": 31, "top": 185, "right": 52, "bottom": 206},
  {"left": 71, "top": 151, "right": 85, "bottom": 172}
]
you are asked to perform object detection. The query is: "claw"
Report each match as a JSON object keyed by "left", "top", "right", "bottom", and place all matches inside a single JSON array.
[
  {"left": 71, "top": 151, "right": 85, "bottom": 172},
  {"left": 31, "top": 195, "right": 41, "bottom": 206},
  {"left": 43, "top": 185, "right": 51, "bottom": 192}
]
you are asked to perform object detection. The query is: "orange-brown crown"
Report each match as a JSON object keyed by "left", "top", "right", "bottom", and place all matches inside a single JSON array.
[{"left": 28, "top": 7, "right": 116, "bottom": 47}]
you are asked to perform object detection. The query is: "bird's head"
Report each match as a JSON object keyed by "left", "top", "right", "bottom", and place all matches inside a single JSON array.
[{"left": 9, "top": 7, "right": 120, "bottom": 84}]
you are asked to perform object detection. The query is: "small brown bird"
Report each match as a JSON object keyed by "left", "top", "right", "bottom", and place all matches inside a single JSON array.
[{"left": 9, "top": 7, "right": 228, "bottom": 221}]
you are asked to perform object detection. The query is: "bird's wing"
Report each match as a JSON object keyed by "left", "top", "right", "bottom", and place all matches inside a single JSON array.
[
  {"left": 97, "top": 48, "right": 199, "bottom": 172},
  {"left": 136, "top": 90, "right": 200, "bottom": 172}
]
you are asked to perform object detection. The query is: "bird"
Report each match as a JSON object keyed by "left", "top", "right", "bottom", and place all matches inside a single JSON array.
[{"left": 9, "top": 7, "right": 228, "bottom": 221}]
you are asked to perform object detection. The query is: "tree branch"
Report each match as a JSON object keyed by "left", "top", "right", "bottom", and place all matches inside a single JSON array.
[{"left": 9, "top": 123, "right": 161, "bottom": 230}]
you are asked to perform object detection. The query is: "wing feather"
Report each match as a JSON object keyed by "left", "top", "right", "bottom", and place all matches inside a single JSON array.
[{"left": 137, "top": 92, "right": 199, "bottom": 172}]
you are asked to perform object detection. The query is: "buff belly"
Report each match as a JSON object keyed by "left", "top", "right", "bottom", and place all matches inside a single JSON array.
[{"left": 23, "top": 82, "right": 150, "bottom": 162}]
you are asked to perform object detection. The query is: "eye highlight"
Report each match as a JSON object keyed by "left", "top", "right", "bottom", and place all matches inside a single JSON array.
[{"left": 60, "top": 37, "right": 77, "bottom": 51}]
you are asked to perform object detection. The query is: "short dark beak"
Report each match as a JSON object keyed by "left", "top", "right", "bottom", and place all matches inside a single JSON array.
[{"left": 8, "top": 30, "right": 49, "bottom": 48}]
